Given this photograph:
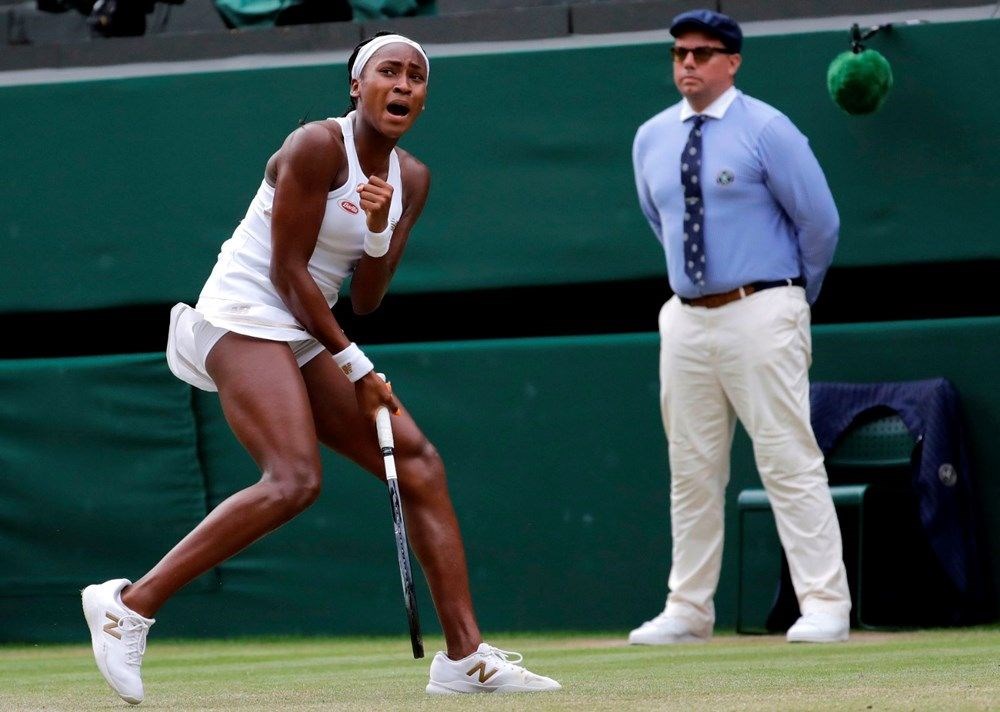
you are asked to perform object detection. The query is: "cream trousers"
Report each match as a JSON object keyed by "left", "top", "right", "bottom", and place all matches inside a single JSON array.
[{"left": 658, "top": 286, "right": 851, "bottom": 632}]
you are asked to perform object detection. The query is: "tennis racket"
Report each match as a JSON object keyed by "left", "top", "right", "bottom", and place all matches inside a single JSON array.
[{"left": 375, "top": 400, "right": 424, "bottom": 659}]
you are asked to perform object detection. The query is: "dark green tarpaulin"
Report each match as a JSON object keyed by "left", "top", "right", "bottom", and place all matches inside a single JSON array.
[
  {"left": 0, "top": 354, "right": 212, "bottom": 595},
  {"left": 0, "top": 318, "right": 997, "bottom": 641}
]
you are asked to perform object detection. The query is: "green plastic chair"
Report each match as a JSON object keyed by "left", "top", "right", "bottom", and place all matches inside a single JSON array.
[{"left": 736, "top": 412, "right": 917, "bottom": 633}]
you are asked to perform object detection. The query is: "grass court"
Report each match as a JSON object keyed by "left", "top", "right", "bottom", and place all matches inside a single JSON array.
[{"left": 2, "top": 628, "right": 998, "bottom": 710}]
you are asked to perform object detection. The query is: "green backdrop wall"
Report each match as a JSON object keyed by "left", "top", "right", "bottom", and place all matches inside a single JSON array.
[
  {"left": 1, "top": 317, "right": 997, "bottom": 642},
  {"left": 1, "top": 18, "right": 998, "bottom": 312},
  {"left": 1, "top": 15, "right": 997, "bottom": 645}
]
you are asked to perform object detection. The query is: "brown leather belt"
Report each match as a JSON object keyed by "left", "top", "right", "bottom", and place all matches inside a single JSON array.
[{"left": 679, "top": 277, "right": 805, "bottom": 309}]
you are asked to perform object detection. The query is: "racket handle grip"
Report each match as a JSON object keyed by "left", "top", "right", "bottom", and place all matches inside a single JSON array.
[{"left": 376, "top": 406, "right": 394, "bottom": 449}]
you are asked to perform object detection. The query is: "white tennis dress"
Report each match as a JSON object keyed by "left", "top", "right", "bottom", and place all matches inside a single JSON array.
[{"left": 166, "top": 111, "right": 403, "bottom": 392}]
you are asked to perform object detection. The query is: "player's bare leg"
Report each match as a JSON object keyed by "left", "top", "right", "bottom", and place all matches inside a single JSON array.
[
  {"left": 83, "top": 334, "right": 326, "bottom": 704},
  {"left": 301, "top": 354, "right": 561, "bottom": 694}
]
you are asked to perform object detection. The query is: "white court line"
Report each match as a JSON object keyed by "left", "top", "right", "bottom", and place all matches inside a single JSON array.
[{"left": 0, "top": 3, "right": 995, "bottom": 87}]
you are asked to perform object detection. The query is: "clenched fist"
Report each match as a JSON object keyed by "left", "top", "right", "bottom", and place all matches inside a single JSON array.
[{"left": 357, "top": 176, "right": 393, "bottom": 233}]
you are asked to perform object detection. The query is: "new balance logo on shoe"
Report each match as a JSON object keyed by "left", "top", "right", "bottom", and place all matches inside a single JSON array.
[
  {"left": 426, "top": 642, "right": 560, "bottom": 694},
  {"left": 83, "top": 579, "right": 155, "bottom": 705},
  {"left": 103, "top": 612, "right": 122, "bottom": 640},
  {"left": 466, "top": 661, "right": 499, "bottom": 683}
]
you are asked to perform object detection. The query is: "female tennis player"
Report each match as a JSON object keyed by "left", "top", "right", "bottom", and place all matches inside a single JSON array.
[{"left": 81, "top": 32, "right": 560, "bottom": 704}]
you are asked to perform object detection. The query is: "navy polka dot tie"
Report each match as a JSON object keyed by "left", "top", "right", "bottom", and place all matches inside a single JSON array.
[{"left": 681, "top": 115, "right": 707, "bottom": 286}]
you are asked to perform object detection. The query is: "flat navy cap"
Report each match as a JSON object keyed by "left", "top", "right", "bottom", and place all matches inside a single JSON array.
[{"left": 669, "top": 9, "right": 743, "bottom": 53}]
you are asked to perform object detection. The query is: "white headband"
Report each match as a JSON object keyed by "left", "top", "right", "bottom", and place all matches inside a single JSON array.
[{"left": 351, "top": 34, "right": 429, "bottom": 81}]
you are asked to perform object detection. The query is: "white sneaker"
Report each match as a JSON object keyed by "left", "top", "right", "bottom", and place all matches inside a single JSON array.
[
  {"left": 81, "top": 579, "right": 155, "bottom": 705},
  {"left": 426, "top": 642, "right": 561, "bottom": 694},
  {"left": 628, "top": 610, "right": 710, "bottom": 645},
  {"left": 786, "top": 612, "right": 849, "bottom": 643}
]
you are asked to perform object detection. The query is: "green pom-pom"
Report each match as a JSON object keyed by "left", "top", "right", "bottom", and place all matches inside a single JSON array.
[{"left": 827, "top": 49, "right": 893, "bottom": 115}]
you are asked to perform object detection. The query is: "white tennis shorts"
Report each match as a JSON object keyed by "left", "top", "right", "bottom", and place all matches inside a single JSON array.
[{"left": 166, "top": 303, "right": 326, "bottom": 392}]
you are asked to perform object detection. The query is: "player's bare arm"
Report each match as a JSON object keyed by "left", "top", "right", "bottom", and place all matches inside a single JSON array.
[
  {"left": 351, "top": 149, "right": 430, "bottom": 315},
  {"left": 269, "top": 122, "right": 354, "bottom": 354}
]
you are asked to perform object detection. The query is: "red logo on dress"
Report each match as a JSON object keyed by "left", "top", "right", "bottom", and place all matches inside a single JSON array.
[{"left": 340, "top": 201, "right": 359, "bottom": 214}]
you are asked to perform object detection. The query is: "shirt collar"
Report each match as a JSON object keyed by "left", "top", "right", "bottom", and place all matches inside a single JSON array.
[{"left": 679, "top": 86, "right": 739, "bottom": 122}]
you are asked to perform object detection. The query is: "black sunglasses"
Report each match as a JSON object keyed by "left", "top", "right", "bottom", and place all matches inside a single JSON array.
[{"left": 670, "top": 46, "right": 736, "bottom": 63}]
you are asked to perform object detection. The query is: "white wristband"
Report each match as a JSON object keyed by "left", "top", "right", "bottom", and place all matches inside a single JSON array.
[
  {"left": 332, "top": 342, "right": 374, "bottom": 383},
  {"left": 363, "top": 223, "right": 392, "bottom": 258}
]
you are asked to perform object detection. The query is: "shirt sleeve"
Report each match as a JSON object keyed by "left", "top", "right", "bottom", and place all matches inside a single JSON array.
[
  {"left": 758, "top": 115, "right": 840, "bottom": 304},
  {"left": 632, "top": 129, "right": 663, "bottom": 245}
]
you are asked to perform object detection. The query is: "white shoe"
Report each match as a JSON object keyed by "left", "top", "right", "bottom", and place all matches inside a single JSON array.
[
  {"left": 628, "top": 611, "right": 710, "bottom": 645},
  {"left": 786, "top": 612, "right": 849, "bottom": 643},
  {"left": 81, "top": 579, "right": 155, "bottom": 705},
  {"left": 426, "top": 642, "right": 561, "bottom": 694}
]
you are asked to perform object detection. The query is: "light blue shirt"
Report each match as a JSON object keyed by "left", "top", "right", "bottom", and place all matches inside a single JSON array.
[{"left": 633, "top": 87, "right": 839, "bottom": 304}]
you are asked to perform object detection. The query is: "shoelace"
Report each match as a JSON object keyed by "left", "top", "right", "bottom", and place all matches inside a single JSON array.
[
  {"left": 117, "top": 615, "right": 151, "bottom": 667},
  {"left": 483, "top": 645, "right": 524, "bottom": 666}
]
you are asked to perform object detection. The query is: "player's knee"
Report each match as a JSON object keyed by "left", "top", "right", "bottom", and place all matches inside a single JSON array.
[
  {"left": 262, "top": 461, "right": 322, "bottom": 517},
  {"left": 399, "top": 440, "right": 445, "bottom": 499}
]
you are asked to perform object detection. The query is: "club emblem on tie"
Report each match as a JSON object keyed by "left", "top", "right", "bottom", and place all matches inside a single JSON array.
[{"left": 716, "top": 170, "right": 735, "bottom": 185}]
